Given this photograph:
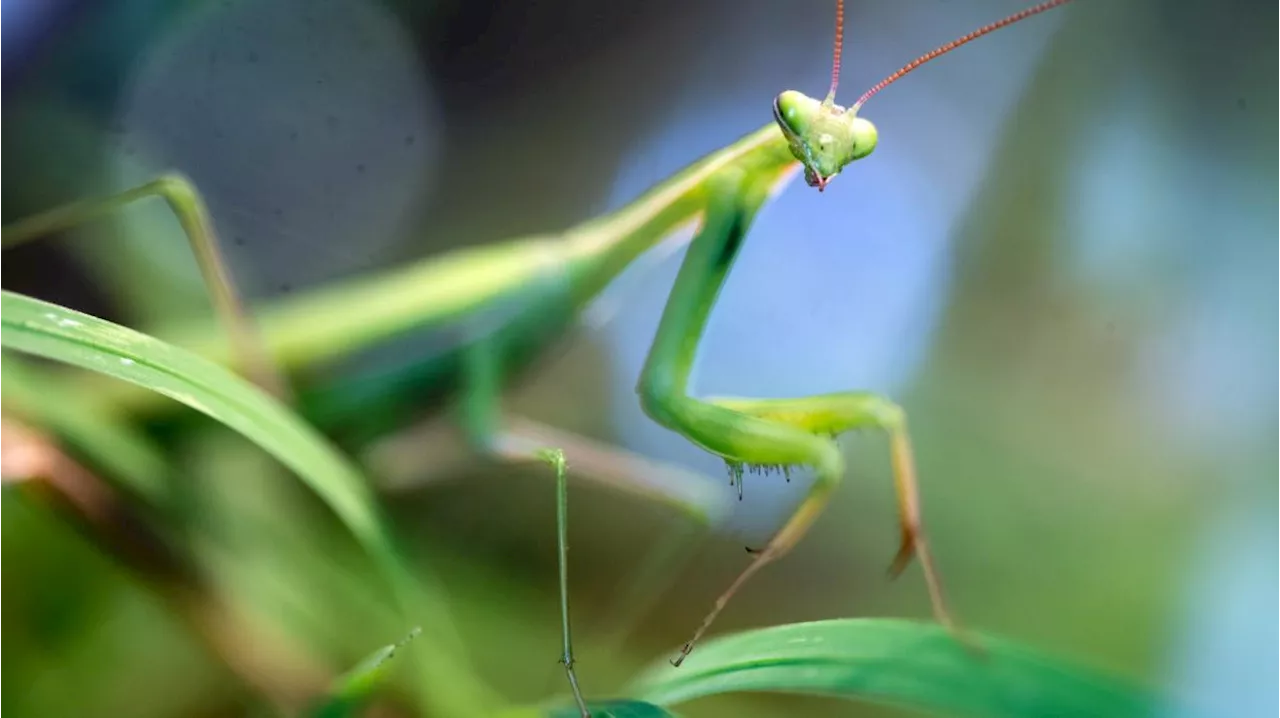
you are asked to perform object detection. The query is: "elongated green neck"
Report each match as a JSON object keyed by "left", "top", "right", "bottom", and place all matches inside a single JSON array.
[{"left": 563, "top": 123, "right": 795, "bottom": 303}]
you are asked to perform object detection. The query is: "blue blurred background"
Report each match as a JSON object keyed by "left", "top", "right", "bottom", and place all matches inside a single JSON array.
[{"left": 3, "top": 1, "right": 1276, "bottom": 716}]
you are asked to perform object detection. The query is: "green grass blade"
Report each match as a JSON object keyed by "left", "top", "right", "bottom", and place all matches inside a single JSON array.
[
  {"left": 628, "top": 619, "right": 1162, "bottom": 718},
  {"left": 1, "top": 291, "right": 387, "bottom": 546},
  {"left": 0, "top": 290, "right": 496, "bottom": 716},
  {"left": 309, "top": 627, "right": 421, "bottom": 718}
]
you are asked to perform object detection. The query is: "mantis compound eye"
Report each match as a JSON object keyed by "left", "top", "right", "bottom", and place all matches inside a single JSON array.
[
  {"left": 772, "top": 90, "right": 877, "bottom": 191},
  {"left": 772, "top": 90, "right": 817, "bottom": 140}
]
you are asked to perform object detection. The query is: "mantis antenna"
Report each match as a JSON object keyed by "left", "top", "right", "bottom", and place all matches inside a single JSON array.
[
  {"left": 822, "top": 0, "right": 845, "bottom": 105},
  {"left": 851, "top": 0, "right": 1074, "bottom": 112}
]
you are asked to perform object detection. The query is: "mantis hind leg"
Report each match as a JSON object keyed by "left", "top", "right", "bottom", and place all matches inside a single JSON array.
[{"left": 1, "top": 175, "right": 286, "bottom": 398}]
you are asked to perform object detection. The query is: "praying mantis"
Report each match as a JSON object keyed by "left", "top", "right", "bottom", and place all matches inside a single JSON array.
[{"left": 1, "top": 1, "right": 1075, "bottom": 715}]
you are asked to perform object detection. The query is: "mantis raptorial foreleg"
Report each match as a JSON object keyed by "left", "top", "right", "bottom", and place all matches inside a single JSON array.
[
  {"left": 1, "top": 175, "right": 286, "bottom": 398},
  {"left": 636, "top": 162, "right": 956, "bottom": 665},
  {"left": 635, "top": 168, "right": 919, "bottom": 665},
  {"left": 696, "top": 391, "right": 957, "bottom": 650},
  {"left": 706, "top": 393, "right": 953, "bottom": 622}
]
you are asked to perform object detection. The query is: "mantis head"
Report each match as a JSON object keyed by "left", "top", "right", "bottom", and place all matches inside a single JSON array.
[
  {"left": 776, "top": 0, "right": 1072, "bottom": 192},
  {"left": 772, "top": 90, "right": 877, "bottom": 191}
]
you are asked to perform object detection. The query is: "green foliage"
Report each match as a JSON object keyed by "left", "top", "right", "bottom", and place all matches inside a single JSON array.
[{"left": 1, "top": 353, "right": 169, "bottom": 504}]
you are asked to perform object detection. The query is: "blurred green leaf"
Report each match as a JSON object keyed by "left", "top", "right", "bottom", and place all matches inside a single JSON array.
[
  {"left": 1, "top": 352, "right": 169, "bottom": 505},
  {"left": 629, "top": 619, "right": 1160, "bottom": 718},
  {"left": 0, "top": 290, "right": 496, "bottom": 716}
]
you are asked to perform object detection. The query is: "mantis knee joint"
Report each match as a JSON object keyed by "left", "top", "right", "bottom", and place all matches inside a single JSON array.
[
  {"left": 636, "top": 375, "right": 680, "bottom": 428},
  {"left": 153, "top": 173, "right": 198, "bottom": 203}
]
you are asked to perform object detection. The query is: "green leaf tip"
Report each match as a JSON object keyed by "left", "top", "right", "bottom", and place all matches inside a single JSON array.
[{"left": 310, "top": 627, "right": 423, "bottom": 718}]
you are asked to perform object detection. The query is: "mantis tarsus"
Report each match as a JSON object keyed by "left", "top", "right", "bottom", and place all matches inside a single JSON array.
[{"left": 2, "top": 1, "right": 1074, "bottom": 715}]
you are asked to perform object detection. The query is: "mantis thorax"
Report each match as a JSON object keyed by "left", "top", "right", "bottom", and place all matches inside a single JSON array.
[{"left": 772, "top": 90, "right": 877, "bottom": 191}]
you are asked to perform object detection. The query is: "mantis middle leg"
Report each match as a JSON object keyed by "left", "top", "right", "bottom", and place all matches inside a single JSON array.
[{"left": 447, "top": 326, "right": 731, "bottom": 716}]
